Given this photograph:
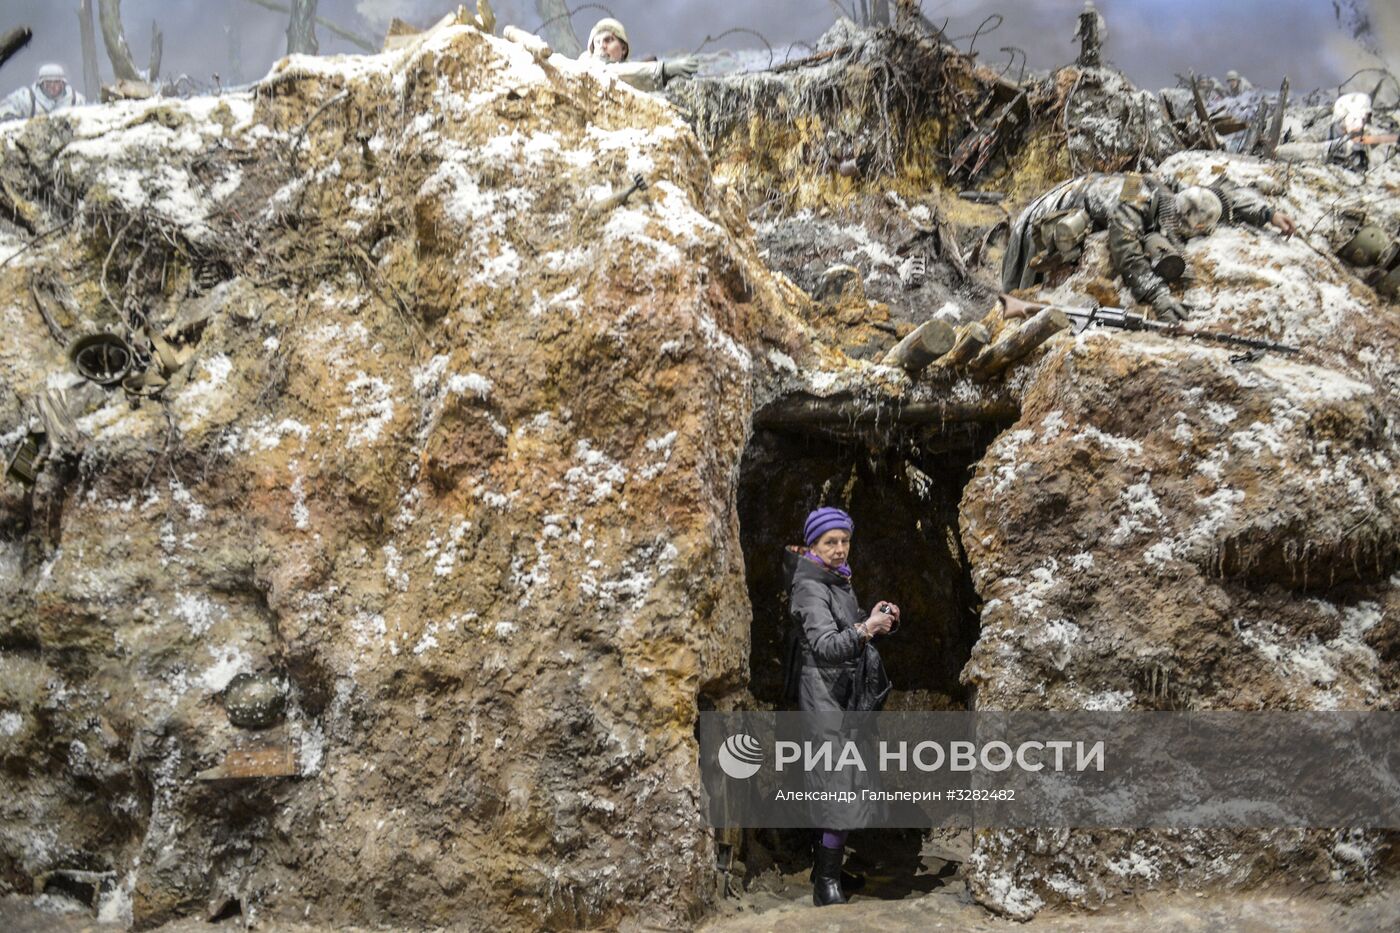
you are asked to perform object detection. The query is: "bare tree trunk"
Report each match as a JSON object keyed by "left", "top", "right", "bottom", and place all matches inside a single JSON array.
[
  {"left": 97, "top": 0, "right": 141, "bottom": 81},
  {"left": 77, "top": 3, "right": 101, "bottom": 98},
  {"left": 240, "top": 0, "right": 374, "bottom": 53},
  {"left": 535, "top": 0, "right": 581, "bottom": 58},
  {"left": 147, "top": 19, "right": 162, "bottom": 81},
  {"left": 286, "top": 0, "right": 318, "bottom": 55},
  {"left": 856, "top": 0, "right": 870, "bottom": 26},
  {"left": 871, "top": 0, "right": 891, "bottom": 26}
]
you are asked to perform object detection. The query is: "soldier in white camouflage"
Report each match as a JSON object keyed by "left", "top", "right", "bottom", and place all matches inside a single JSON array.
[
  {"left": 584, "top": 17, "right": 699, "bottom": 92},
  {"left": 0, "top": 64, "right": 85, "bottom": 122}
]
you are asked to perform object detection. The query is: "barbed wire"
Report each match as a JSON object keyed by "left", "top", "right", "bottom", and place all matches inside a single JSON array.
[
  {"left": 693, "top": 28, "right": 775, "bottom": 69},
  {"left": 534, "top": 2, "right": 616, "bottom": 38},
  {"left": 949, "top": 13, "right": 1002, "bottom": 57},
  {"left": 997, "top": 46, "right": 1026, "bottom": 85}
]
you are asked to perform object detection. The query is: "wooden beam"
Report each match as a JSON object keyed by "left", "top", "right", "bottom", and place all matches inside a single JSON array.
[{"left": 753, "top": 394, "right": 1018, "bottom": 429}]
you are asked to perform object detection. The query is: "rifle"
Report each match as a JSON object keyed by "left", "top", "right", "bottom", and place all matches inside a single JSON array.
[{"left": 1001, "top": 294, "right": 1299, "bottom": 355}]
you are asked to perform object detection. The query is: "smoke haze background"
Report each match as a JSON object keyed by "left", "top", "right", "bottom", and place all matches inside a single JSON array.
[{"left": 2, "top": 0, "right": 1396, "bottom": 97}]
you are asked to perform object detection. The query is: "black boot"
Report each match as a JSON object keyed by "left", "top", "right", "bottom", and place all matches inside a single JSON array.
[
  {"left": 812, "top": 844, "right": 847, "bottom": 906},
  {"left": 808, "top": 860, "right": 865, "bottom": 890}
]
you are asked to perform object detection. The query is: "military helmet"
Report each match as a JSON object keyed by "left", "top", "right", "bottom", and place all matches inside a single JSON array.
[
  {"left": 1333, "top": 92, "right": 1372, "bottom": 134},
  {"left": 67, "top": 332, "right": 134, "bottom": 386},
  {"left": 588, "top": 18, "right": 630, "bottom": 60},
  {"left": 1175, "top": 187, "right": 1222, "bottom": 238},
  {"left": 1337, "top": 223, "right": 1388, "bottom": 267},
  {"left": 38, "top": 63, "right": 66, "bottom": 81}
]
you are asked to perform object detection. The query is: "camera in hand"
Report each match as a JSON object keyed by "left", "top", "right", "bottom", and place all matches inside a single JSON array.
[{"left": 876, "top": 602, "right": 899, "bottom": 634}]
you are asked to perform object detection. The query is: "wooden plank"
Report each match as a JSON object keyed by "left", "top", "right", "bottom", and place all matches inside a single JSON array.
[{"left": 196, "top": 744, "right": 298, "bottom": 780}]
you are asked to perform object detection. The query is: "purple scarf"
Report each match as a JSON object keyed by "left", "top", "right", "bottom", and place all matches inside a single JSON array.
[{"left": 803, "top": 549, "right": 851, "bottom": 578}]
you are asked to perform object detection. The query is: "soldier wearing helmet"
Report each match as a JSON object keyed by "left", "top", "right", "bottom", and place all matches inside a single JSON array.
[
  {"left": 1002, "top": 173, "right": 1296, "bottom": 323},
  {"left": 1224, "top": 70, "right": 1253, "bottom": 97},
  {"left": 584, "top": 17, "right": 699, "bottom": 92},
  {"left": 1275, "top": 93, "right": 1396, "bottom": 171},
  {"left": 0, "top": 64, "right": 86, "bottom": 123}
]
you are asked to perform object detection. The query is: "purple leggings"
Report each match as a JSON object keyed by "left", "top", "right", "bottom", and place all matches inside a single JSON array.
[{"left": 819, "top": 830, "right": 848, "bottom": 850}]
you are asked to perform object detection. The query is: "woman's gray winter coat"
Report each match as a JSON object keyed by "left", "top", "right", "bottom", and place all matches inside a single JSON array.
[
  {"left": 788, "top": 556, "right": 886, "bottom": 829},
  {"left": 790, "top": 557, "right": 867, "bottom": 713}
]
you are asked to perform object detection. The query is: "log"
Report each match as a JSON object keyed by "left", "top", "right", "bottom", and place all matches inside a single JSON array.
[
  {"left": 881, "top": 318, "right": 956, "bottom": 372},
  {"left": 98, "top": 0, "right": 141, "bottom": 82},
  {"left": 753, "top": 394, "right": 1019, "bottom": 429},
  {"left": 970, "top": 307, "right": 1069, "bottom": 377},
  {"left": 0, "top": 27, "right": 33, "bottom": 73},
  {"left": 78, "top": 3, "right": 101, "bottom": 99},
  {"left": 933, "top": 321, "right": 990, "bottom": 370}
]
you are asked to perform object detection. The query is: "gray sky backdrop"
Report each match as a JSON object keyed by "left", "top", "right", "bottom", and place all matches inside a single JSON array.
[{"left": 2, "top": 1, "right": 1396, "bottom": 96}]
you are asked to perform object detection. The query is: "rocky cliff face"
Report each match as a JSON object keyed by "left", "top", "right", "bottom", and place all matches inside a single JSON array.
[
  {"left": 0, "top": 21, "right": 810, "bottom": 930},
  {"left": 2, "top": 13, "right": 1398, "bottom": 932},
  {"left": 959, "top": 150, "right": 1400, "bottom": 915}
]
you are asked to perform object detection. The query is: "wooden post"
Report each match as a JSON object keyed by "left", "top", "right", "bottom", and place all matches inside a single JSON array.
[
  {"left": 1262, "top": 77, "right": 1288, "bottom": 158},
  {"left": 78, "top": 3, "right": 101, "bottom": 99},
  {"left": 932, "top": 321, "right": 990, "bottom": 370},
  {"left": 970, "top": 307, "right": 1069, "bottom": 376},
  {"left": 881, "top": 318, "right": 957, "bottom": 372},
  {"left": 1189, "top": 73, "right": 1219, "bottom": 150}
]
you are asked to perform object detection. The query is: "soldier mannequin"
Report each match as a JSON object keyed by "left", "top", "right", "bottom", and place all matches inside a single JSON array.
[
  {"left": 1002, "top": 173, "right": 1297, "bottom": 322},
  {"left": 0, "top": 64, "right": 85, "bottom": 122}
]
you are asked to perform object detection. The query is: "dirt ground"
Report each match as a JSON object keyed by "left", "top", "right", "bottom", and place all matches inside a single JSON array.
[{"left": 12, "top": 828, "right": 1395, "bottom": 933}]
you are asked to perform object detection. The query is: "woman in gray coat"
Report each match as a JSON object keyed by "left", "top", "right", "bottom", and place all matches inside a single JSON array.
[{"left": 790, "top": 506, "right": 899, "bottom": 906}]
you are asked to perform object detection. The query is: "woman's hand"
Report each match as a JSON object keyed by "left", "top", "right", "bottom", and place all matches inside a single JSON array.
[{"left": 865, "top": 603, "right": 898, "bottom": 636}]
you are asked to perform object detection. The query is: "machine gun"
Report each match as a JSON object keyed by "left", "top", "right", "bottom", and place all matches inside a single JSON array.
[{"left": 1001, "top": 294, "right": 1299, "bottom": 355}]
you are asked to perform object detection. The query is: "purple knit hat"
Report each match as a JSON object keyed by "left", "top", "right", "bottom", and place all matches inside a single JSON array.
[{"left": 804, "top": 507, "right": 853, "bottom": 547}]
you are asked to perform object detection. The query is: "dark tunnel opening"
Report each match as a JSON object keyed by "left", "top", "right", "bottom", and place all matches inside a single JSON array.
[
  {"left": 719, "top": 404, "right": 1009, "bottom": 902},
  {"left": 737, "top": 419, "right": 995, "bottom": 712}
]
